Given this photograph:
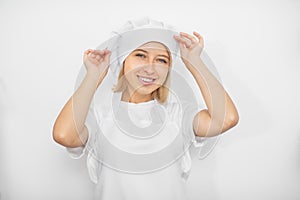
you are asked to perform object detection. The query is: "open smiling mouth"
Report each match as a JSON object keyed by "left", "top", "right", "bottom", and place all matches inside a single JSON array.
[{"left": 137, "top": 75, "right": 157, "bottom": 85}]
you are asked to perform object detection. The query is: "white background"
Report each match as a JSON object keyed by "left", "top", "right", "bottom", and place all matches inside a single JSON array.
[{"left": 0, "top": 0, "right": 299, "bottom": 199}]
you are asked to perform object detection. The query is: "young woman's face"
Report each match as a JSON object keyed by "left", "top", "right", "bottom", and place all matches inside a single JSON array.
[{"left": 123, "top": 42, "right": 171, "bottom": 96}]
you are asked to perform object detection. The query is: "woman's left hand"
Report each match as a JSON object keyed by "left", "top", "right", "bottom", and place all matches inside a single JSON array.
[{"left": 174, "top": 31, "right": 204, "bottom": 66}]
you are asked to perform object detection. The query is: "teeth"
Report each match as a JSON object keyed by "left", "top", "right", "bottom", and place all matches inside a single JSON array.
[
  {"left": 138, "top": 75, "right": 155, "bottom": 83},
  {"left": 141, "top": 77, "right": 154, "bottom": 82}
]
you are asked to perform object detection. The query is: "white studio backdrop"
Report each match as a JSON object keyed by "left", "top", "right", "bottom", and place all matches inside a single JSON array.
[{"left": 0, "top": 0, "right": 299, "bottom": 199}]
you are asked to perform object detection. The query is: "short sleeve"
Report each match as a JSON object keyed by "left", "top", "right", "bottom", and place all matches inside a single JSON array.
[
  {"left": 177, "top": 101, "right": 208, "bottom": 181},
  {"left": 166, "top": 99, "right": 207, "bottom": 148},
  {"left": 181, "top": 101, "right": 207, "bottom": 147}
]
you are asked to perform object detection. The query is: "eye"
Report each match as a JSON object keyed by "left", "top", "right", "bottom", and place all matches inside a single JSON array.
[
  {"left": 135, "top": 53, "right": 146, "bottom": 58},
  {"left": 157, "top": 58, "right": 168, "bottom": 64}
]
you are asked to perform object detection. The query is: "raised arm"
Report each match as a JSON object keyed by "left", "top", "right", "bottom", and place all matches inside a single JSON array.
[
  {"left": 174, "top": 32, "right": 239, "bottom": 138},
  {"left": 52, "top": 49, "right": 111, "bottom": 148}
]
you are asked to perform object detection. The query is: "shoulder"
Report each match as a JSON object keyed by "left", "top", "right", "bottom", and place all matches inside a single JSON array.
[{"left": 163, "top": 100, "right": 199, "bottom": 125}]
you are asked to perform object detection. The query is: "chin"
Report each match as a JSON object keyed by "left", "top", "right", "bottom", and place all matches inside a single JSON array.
[{"left": 135, "top": 85, "right": 159, "bottom": 95}]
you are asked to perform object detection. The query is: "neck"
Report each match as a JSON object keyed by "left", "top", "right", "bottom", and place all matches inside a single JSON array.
[{"left": 121, "top": 89, "right": 154, "bottom": 103}]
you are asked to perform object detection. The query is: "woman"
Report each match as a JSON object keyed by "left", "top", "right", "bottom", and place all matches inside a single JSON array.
[{"left": 52, "top": 18, "right": 239, "bottom": 199}]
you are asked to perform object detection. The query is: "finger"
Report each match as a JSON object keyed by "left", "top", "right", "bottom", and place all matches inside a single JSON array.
[
  {"left": 173, "top": 35, "right": 184, "bottom": 45},
  {"left": 88, "top": 51, "right": 96, "bottom": 58},
  {"left": 180, "top": 32, "right": 197, "bottom": 43},
  {"left": 93, "top": 49, "right": 106, "bottom": 55},
  {"left": 84, "top": 49, "right": 93, "bottom": 57},
  {"left": 174, "top": 36, "right": 186, "bottom": 49},
  {"left": 193, "top": 31, "right": 204, "bottom": 44},
  {"left": 178, "top": 41, "right": 185, "bottom": 49},
  {"left": 174, "top": 35, "right": 186, "bottom": 44},
  {"left": 174, "top": 35, "right": 192, "bottom": 48},
  {"left": 103, "top": 50, "right": 111, "bottom": 63},
  {"left": 84, "top": 49, "right": 93, "bottom": 60},
  {"left": 94, "top": 49, "right": 110, "bottom": 61},
  {"left": 84, "top": 49, "right": 93, "bottom": 54},
  {"left": 104, "top": 49, "right": 111, "bottom": 55},
  {"left": 99, "top": 57, "right": 104, "bottom": 63}
]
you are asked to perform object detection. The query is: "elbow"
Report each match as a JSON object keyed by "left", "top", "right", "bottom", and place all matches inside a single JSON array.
[
  {"left": 52, "top": 128, "right": 67, "bottom": 147},
  {"left": 52, "top": 123, "right": 85, "bottom": 148},
  {"left": 52, "top": 126, "right": 74, "bottom": 147},
  {"left": 224, "top": 112, "right": 239, "bottom": 130}
]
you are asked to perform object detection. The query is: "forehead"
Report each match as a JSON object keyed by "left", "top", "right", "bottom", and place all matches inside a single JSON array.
[{"left": 137, "top": 41, "right": 169, "bottom": 53}]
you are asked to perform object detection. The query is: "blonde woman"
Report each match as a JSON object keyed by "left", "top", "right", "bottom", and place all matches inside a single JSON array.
[{"left": 53, "top": 18, "right": 239, "bottom": 199}]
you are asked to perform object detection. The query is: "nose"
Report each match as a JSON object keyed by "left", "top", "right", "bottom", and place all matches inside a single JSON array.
[{"left": 143, "top": 59, "right": 156, "bottom": 75}]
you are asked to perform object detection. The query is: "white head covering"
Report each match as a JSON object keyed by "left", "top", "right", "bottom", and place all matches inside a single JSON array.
[
  {"left": 98, "top": 17, "right": 180, "bottom": 83},
  {"left": 73, "top": 17, "right": 222, "bottom": 183}
]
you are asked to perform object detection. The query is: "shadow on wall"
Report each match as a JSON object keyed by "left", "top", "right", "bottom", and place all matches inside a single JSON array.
[
  {"left": 0, "top": 76, "right": 7, "bottom": 197},
  {"left": 0, "top": 76, "right": 13, "bottom": 199},
  {"left": 298, "top": 129, "right": 300, "bottom": 169}
]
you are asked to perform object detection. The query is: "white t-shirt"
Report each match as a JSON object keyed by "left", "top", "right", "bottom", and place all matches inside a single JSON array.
[{"left": 66, "top": 92, "right": 205, "bottom": 200}]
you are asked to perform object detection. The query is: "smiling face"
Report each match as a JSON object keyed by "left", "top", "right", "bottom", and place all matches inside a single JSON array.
[{"left": 116, "top": 41, "right": 172, "bottom": 103}]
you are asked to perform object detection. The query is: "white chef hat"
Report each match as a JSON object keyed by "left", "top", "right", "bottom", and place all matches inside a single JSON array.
[{"left": 97, "top": 17, "right": 180, "bottom": 83}]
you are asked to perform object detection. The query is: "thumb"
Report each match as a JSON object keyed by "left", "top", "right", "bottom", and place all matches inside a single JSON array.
[
  {"left": 83, "top": 49, "right": 93, "bottom": 61},
  {"left": 103, "top": 50, "right": 111, "bottom": 64}
]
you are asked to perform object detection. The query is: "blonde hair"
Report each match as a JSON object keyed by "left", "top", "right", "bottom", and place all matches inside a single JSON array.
[{"left": 113, "top": 44, "right": 172, "bottom": 104}]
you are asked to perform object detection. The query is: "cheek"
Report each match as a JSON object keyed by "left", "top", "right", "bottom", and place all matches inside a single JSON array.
[
  {"left": 123, "top": 63, "right": 139, "bottom": 83},
  {"left": 124, "top": 60, "right": 141, "bottom": 75},
  {"left": 156, "top": 66, "right": 169, "bottom": 79},
  {"left": 123, "top": 62, "right": 131, "bottom": 74}
]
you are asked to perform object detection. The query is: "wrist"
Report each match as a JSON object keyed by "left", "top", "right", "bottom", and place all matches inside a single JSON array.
[
  {"left": 86, "top": 69, "right": 108, "bottom": 89},
  {"left": 86, "top": 70, "right": 99, "bottom": 80},
  {"left": 183, "top": 56, "right": 202, "bottom": 70}
]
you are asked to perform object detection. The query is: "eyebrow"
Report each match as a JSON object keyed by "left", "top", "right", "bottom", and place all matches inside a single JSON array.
[{"left": 133, "top": 49, "right": 170, "bottom": 60}]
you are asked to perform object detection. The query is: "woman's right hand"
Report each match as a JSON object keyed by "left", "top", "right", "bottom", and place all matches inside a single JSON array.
[{"left": 83, "top": 48, "right": 111, "bottom": 79}]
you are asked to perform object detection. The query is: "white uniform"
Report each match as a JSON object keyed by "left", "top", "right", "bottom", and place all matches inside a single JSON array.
[{"left": 66, "top": 92, "right": 204, "bottom": 200}]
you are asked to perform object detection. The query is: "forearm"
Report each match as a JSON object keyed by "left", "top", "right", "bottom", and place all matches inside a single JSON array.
[
  {"left": 53, "top": 72, "right": 102, "bottom": 146},
  {"left": 185, "top": 56, "right": 234, "bottom": 122},
  {"left": 72, "top": 72, "right": 100, "bottom": 134}
]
